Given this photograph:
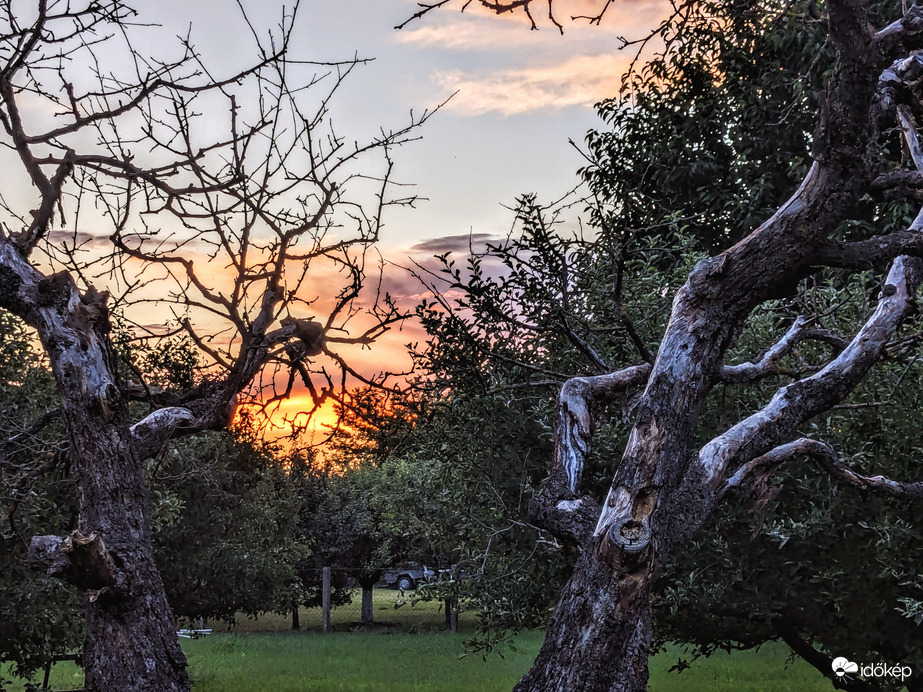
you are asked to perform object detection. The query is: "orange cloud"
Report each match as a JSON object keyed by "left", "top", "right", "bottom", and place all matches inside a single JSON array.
[
  {"left": 396, "top": 0, "right": 662, "bottom": 39},
  {"left": 396, "top": 0, "right": 667, "bottom": 44}
]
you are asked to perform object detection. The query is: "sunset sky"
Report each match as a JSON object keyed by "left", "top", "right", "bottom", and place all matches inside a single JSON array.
[
  {"left": 138, "top": 0, "right": 667, "bottom": 251},
  {"left": 301, "top": 1, "right": 664, "bottom": 339},
  {"left": 166, "top": 0, "right": 671, "bottom": 434},
  {"left": 14, "top": 0, "right": 671, "bottom": 436}
]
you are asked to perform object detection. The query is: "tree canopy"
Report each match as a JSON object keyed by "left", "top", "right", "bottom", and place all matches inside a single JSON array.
[{"left": 393, "top": 0, "right": 923, "bottom": 689}]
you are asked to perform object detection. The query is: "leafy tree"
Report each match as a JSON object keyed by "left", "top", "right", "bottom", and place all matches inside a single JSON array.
[
  {"left": 283, "top": 452, "right": 365, "bottom": 624},
  {"left": 1, "top": 313, "right": 306, "bottom": 680},
  {"left": 298, "top": 467, "right": 390, "bottom": 625},
  {"left": 303, "top": 397, "right": 446, "bottom": 628},
  {"left": 0, "top": 310, "right": 82, "bottom": 679},
  {"left": 152, "top": 426, "right": 304, "bottom": 627},
  {"left": 402, "top": 0, "right": 923, "bottom": 689},
  {"left": 326, "top": 380, "right": 573, "bottom": 638},
  {"left": 407, "top": 214, "right": 689, "bottom": 640}
]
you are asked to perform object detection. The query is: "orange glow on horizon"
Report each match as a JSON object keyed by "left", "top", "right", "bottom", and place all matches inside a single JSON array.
[{"left": 237, "top": 393, "right": 343, "bottom": 445}]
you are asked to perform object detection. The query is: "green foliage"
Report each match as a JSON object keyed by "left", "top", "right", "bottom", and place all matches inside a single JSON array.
[
  {"left": 585, "top": 0, "right": 911, "bottom": 254},
  {"left": 321, "top": 378, "right": 579, "bottom": 644},
  {"left": 110, "top": 315, "right": 203, "bottom": 396},
  {"left": 397, "top": 200, "right": 703, "bottom": 646},
  {"left": 0, "top": 310, "right": 83, "bottom": 678},
  {"left": 285, "top": 455, "right": 370, "bottom": 609},
  {"left": 0, "top": 310, "right": 307, "bottom": 677},
  {"left": 388, "top": 0, "right": 923, "bottom": 678},
  {"left": 152, "top": 427, "right": 306, "bottom": 624},
  {"left": 658, "top": 271, "right": 923, "bottom": 675},
  {"left": 605, "top": 1, "right": 923, "bottom": 671}
]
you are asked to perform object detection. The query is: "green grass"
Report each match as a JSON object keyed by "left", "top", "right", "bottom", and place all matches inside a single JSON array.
[
  {"left": 185, "top": 631, "right": 539, "bottom": 692},
  {"left": 7, "top": 636, "right": 833, "bottom": 692},
  {"left": 4, "top": 590, "right": 835, "bottom": 691},
  {"left": 650, "top": 643, "right": 832, "bottom": 692}
]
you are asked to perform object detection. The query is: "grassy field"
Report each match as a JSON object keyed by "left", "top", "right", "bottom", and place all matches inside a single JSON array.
[{"left": 4, "top": 590, "right": 834, "bottom": 691}]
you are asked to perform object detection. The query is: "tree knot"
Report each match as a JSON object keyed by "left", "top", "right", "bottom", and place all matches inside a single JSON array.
[
  {"left": 597, "top": 515, "right": 653, "bottom": 574},
  {"left": 281, "top": 316, "right": 326, "bottom": 360}
]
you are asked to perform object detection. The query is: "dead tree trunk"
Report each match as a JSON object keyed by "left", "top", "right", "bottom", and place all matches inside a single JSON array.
[{"left": 517, "top": 3, "right": 923, "bottom": 691}]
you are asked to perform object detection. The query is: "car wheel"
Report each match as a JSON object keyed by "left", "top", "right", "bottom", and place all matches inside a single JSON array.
[{"left": 397, "top": 575, "right": 415, "bottom": 591}]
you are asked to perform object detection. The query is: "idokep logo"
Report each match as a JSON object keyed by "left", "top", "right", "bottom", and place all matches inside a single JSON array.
[
  {"left": 832, "top": 657, "right": 859, "bottom": 678},
  {"left": 832, "top": 656, "right": 913, "bottom": 683}
]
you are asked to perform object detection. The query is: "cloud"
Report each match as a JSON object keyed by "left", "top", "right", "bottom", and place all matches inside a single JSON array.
[
  {"left": 372, "top": 231, "right": 513, "bottom": 312},
  {"left": 396, "top": 16, "right": 538, "bottom": 50},
  {"left": 45, "top": 229, "right": 112, "bottom": 251},
  {"left": 394, "top": 0, "right": 670, "bottom": 116},
  {"left": 435, "top": 53, "right": 627, "bottom": 116},
  {"left": 409, "top": 232, "right": 505, "bottom": 255}
]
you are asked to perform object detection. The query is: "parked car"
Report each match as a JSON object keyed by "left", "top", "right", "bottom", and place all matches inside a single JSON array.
[{"left": 382, "top": 566, "right": 436, "bottom": 591}]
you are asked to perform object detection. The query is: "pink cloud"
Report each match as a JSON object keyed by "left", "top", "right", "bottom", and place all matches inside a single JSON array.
[{"left": 435, "top": 53, "right": 627, "bottom": 116}]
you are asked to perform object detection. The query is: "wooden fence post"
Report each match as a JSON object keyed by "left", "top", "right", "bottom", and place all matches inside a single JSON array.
[{"left": 322, "top": 566, "right": 331, "bottom": 633}]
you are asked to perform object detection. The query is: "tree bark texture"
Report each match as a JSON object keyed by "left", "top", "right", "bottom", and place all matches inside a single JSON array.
[
  {"left": 361, "top": 588, "right": 375, "bottom": 626},
  {"left": 2, "top": 248, "right": 189, "bottom": 690},
  {"left": 518, "top": 3, "right": 923, "bottom": 691}
]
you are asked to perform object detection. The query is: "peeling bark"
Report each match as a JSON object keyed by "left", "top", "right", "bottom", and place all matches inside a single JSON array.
[
  {"left": 28, "top": 532, "right": 119, "bottom": 592},
  {"left": 529, "top": 365, "right": 650, "bottom": 546}
]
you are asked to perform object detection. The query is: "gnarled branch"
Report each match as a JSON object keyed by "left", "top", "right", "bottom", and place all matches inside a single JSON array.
[
  {"left": 529, "top": 363, "right": 651, "bottom": 543},
  {"left": 697, "top": 254, "right": 922, "bottom": 489},
  {"left": 28, "top": 531, "right": 121, "bottom": 592},
  {"left": 725, "top": 438, "right": 923, "bottom": 502}
]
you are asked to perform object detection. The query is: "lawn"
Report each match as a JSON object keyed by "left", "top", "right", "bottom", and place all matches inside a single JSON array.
[{"left": 4, "top": 590, "right": 835, "bottom": 691}]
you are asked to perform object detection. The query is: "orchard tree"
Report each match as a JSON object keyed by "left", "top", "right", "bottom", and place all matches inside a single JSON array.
[
  {"left": 0, "top": 2, "right": 429, "bottom": 690},
  {"left": 324, "top": 387, "right": 557, "bottom": 634},
  {"left": 296, "top": 464, "right": 390, "bottom": 626},
  {"left": 406, "top": 0, "right": 923, "bottom": 690},
  {"left": 152, "top": 427, "right": 304, "bottom": 627}
]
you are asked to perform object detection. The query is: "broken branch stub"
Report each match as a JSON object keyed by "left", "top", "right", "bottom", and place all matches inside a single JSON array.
[{"left": 28, "top": 531, "right": 120, "bottom": 592}]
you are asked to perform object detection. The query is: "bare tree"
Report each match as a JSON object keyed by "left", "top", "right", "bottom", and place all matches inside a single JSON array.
[
  {"left": 404, "top": 0, "right": 923, "bottom": 690},
  {"left": 0, "top": 2, "right": 431, "bottom": 690}
]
